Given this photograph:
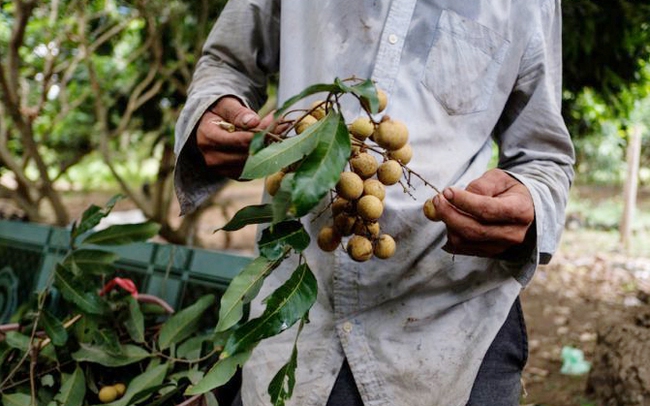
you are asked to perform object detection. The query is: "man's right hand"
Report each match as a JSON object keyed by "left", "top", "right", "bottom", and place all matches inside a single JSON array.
[{"left": 197, "top": 96, "right": 275, "bottom": 179}]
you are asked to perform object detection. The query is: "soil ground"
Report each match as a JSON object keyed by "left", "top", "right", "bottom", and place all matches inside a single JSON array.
[{"left": 3, "top": 182, "right": 649, "bottom": 406}]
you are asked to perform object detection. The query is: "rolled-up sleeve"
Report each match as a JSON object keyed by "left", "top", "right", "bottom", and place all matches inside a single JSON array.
[
  {"left": 174, "top": 0, "right": 280, "bottom": 214},
  {"left": 493, "top": 0, "right": 575, "bottom": 284}
]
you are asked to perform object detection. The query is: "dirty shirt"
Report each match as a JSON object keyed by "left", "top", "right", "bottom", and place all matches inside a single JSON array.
[{"left": 173, "top": 0, "right": 575, "bottom": 405}]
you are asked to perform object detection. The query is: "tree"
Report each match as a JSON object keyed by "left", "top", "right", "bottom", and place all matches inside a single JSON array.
[{"left": 0, "top": 0, "right": 227, "bottom": 244}]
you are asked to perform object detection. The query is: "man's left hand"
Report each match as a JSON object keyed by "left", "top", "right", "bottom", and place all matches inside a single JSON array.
[{"left": 432, "top": 168, "right": 535, "bottom": 258}]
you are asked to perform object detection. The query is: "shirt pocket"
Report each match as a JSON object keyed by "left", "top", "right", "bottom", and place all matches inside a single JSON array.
[{"left": 422, "top": 9, "right": 510, "bottom": 115}]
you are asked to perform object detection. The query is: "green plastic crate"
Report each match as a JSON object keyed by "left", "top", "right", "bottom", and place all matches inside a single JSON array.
[{"left": 0, "top": 220, "right": 251, "bottom": 323}]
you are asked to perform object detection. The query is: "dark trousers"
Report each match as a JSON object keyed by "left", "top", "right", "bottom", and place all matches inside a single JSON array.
[{"left": 232, "top": 298, "right": 528, "bottom": 406}]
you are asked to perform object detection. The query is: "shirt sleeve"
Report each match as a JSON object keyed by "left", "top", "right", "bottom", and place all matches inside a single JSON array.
[
  {"left": 492, "top": 0, "right": 575, "bottom": 284},
  {"left": 174, "top": 0, "right": 281, "bottom": 214}
]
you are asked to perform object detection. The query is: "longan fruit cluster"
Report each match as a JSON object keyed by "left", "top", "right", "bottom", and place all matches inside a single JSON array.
[
  {"left": 98, "top": 383, "right": 126, "bottom": 403},
  {"left": 314, "top": 89, "right": 414, "bottom": 262}
]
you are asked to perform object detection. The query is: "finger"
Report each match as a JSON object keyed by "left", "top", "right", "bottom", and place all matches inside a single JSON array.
[
  {"left": 210, "top": 97, "right": 260, "bottom": 130},
  {"left": 464, "top": 168, "right": 514, "bottom": 196},
  {"left": 442, "top": 237, "right": 510, "bottom": 257},
  {"left": 434, "top": 194, "right": 529, "bottom": 244},
  {"left": 197, "top": 114, "right": 254, "bottom": 153},
  {"left": 202, "top": 150, "right": 250, "bottom": 168},
  {"left": 442, "top": 186, "right": 533, "bottom": 224}
]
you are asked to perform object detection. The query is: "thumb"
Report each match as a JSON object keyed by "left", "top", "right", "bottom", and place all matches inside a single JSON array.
[{"left": 213, "top": 96, "right": 260, "bottom": 130}]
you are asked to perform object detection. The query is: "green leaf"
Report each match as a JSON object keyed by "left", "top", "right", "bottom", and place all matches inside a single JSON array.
[
  {"left": 63, "top": 249, "right": 119, "bottom": 275},
  {"left": 185, "top": 350, "right": 251, "bottom": 395},
  {"left": 240, "top": 122, "right": 322, "bottom": 180},
  {"left": 52, "top": 366, "right": 86, "bottom": 406},
  {"left": 72, "top": 194, "right": 124, "bottom": 240},
  {"left": 335, "top": 78, "right": 380, "bottom": 114},
  {"left": 249, "top": 130, "right": 267, "bottom": 155},
  {"left": 216, "top": 255, "right": 286, "bottom": 332},
  {"left": 124, "top": 296, "right": 145, "bottom": 343},
  {"left": 176, "top": 334, "right": 212, "bottom": 360},
  {"left": 292, "top": 112, "right": 351, "bottom": 216},
  {"left": 93, "top": 327, "right": 121, "bottom": 354},
  {"left": 54, "top": 266, "right": 108, "bottom": 315},
  {"left": 221, "top": 263, "right": 317, "bottom": 358},
  {"left": 1, "top": 393, "right": 32, "bottom": 406},
  {"left": 81, "top": 221, "right": 160, "bottom": 246},
  {"left": 72, "top": 343, "right": 150, "bottom": 367},
  {"left": 40, "top": 309, "right": 68, "bottom": 347},
  {"left": 158, "top": 294, "right": 215, "bottom": 350},
  {"left": 4, "top": 331, "right": 56, "bottom": 361},
  {"left": 217, "top": 204, "right": 274, "bottom": 232},
  {"left": 275, "top": 83, "right": 341, "bottom": 116},
  {"left": 271, "top": 173, "right": 295, "bottom": 224},
  {"left": 258, "top": 221, "right": 310, "bottom": 260},
  {"left": 268, "top": 320, "right": 305, "bottom": 406},
  {"left": 98, "top": 364, "right": 168, "bottom": 406}
]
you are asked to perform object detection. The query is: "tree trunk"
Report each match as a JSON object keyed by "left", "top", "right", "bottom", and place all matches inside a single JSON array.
[{"left": 620, "top": 125, "right": 643, "bottom": 251}]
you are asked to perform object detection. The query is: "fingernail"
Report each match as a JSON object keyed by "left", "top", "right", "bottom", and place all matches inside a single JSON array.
[
  {"left": 443, "top": 188, "right": 454, "bottom": 201},
  {"left": 433, "top": 195, "right": 440, "bottom": 206},
  {"left": 242, "top": 113, "right": 256, "bottom": 127}
]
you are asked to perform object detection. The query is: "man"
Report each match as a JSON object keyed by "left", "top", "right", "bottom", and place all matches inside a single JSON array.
[{"left": 174, "top": 1, "right": 575, "bottom": 405}]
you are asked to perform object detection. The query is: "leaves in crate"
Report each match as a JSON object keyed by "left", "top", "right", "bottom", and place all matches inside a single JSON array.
[
  {"left": 2, "top": 393, "right": 32, "bottom": 406},
  {"left": 334, "top": 77, "right": 380, "bottom": 114},
  {"left": 81, "top": 221, "right": 160, "bottom": 246},
  {"left": 216, "top": 255, "right": 287, "bottom": 332},
  {"left": 268, "top": 318, "right": 305, "bottom": 406},
  {"left": 4, "top": 331, "right": 56, "bottom": 361},
  {"left": 221, "top": 263, "right": 317, "bottom": 358},
  {"left": 272, "top": 173, "right": 295, "bottom": 224},
  {"left": 185, "top": 350, "right": 251, "bottom": 395},
  {"left": 158, "top": 294, "right": 215, "bottom": 350},
  {"left": 98, "top": 363, "right": 168, "bottom": 406},
  {"left": 258, "top": 221, "right": 310, "bottom": 260},
  {"left": 176, "top": 334, "right": 214, "bottom": 360},
  {"left": 240, "top": 122, "right": 321, "bottom": 180},
  {"left": 124, "top": 296, "right": 145, "bottom": 343},
  {"left": 72, "top": 343, "right": 150, "bottom": 367},
  {"left": 63, "top": 249, "right": 118, "bottom": 276},
  {"left": 40, "top": 309, "right": 68, "bottom": 347},
  {"left": 71, "top": 194, "right": 124, "bottom": 240},
  {"left": 217, "top": 204, "right": 274, "bottom": 232},
  {"left": 50, "top": 366, "right": 86, "bottom": 406},
  {"left": 292, "top": 112, "right": 351, "bottom": 216},
  {"left": 54, "top": 265, "right": 107, "bottom": 315}
]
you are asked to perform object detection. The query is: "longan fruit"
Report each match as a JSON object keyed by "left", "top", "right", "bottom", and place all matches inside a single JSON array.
[
  {"left": 317, "top": 226, "right": 342, "bottom": 252},
  {"left": 374, "top": 119, "right": 409, "bottom": 151},
  {"left": 377, "top": 160, "right": 402, "bottom": 185},
  {"left": 374, "top": 234, "right": 396, "bottom": 259},
  {"left": 113, "top": 383, "right": 126, "bottom": 397},
  {"left": 295, "top": 114, "right": 318, "bottom": 134},
  {"left": 336, "top": 171, "right": 364, "bottom": 200},
  {"left": 310, "top": 100, "right": 327, "bottom": 120},
  {"left": 347, "top": 235, "right": 373, "bottom": 262},
  {"left": 363, "top": 179, "right": 386, "bottom": 201},
  {"left": 388, "top": 143, "right": 413, "bottom": 165},
  {"left": 357, "top": 195, "right": 384, "bottom": 221},
  {"left": 423, "top": 197, "right": 441, "bottom": 221},
  {"left": 353, "top": 219, "right": 380, "bottom": 238},
  {"left": 334, "top": 214, "right": 356, "bottom": 236},
  {"left": 265, "top": 171, "right": 285, "bottom": 196},
  {"left": 350, "top": 152, "right": 379, "bottom": 179},
  {"left": 331, "top": 197, "right": 351, "bottom": 216},
  {"left": 98, "top": 386, "right": 118, "bottom": 403},
  {"left": 377, "top": 89, "right": 388, "bottom": 113},
  {"left": 349, "top": 117, "right": 375, "bottom": 141}
]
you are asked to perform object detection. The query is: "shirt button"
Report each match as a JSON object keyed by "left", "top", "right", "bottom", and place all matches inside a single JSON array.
[
  {"left": 388, "top": 34, "right": 398, "bottom": 44},
  {"left": 342, "top": 321, "right": 353, "bottom": 333}
]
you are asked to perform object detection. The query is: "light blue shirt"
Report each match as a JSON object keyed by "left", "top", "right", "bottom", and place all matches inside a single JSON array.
[{"left": 174, "top": 1, "right": 575, "bottom": 405}]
